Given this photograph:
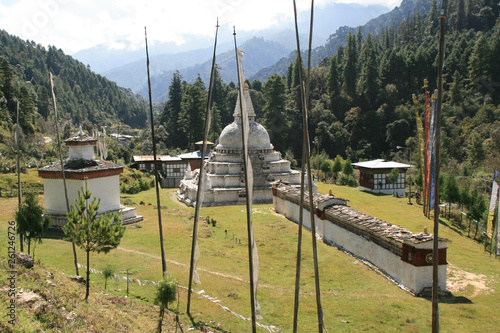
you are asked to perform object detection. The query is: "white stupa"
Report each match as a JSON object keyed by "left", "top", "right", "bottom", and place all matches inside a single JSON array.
[
  {"left": 177, "top": 84, "right": 310, "bottom": 207},
  {"left": 38, "top": 127, "right": 142, "bottom": 229}
]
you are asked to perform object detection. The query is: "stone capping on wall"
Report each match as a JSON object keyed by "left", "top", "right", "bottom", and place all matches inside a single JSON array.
[{"left": 272, "top": 181, "right": 449, "bottom": 261}]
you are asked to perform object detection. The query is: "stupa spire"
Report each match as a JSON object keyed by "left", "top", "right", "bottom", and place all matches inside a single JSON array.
[{"left": 232, "top": 54, "right": 256, "bottom": 121}]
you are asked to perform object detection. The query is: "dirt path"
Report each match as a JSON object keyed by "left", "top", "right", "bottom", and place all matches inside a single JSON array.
[
  {"left": 447, "top": 263, "right": 493, "bottom": 298},
  {"left": 117, "top": 246, "right": 249, "bottom": 283}
]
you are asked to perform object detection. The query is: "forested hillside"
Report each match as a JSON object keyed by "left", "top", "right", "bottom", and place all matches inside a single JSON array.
[
  {"left": 0, "top": 29, "right": 148, "bottom": 136},
  {"left": 157, "top": 0, "right": 499, "bottom": 178}
]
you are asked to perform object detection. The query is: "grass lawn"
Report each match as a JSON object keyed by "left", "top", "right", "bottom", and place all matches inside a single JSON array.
[{"left": 1, "top": 172, "right": 499, "bottom": 332}]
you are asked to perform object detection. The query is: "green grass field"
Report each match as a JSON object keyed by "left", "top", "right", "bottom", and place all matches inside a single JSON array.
[{"left": 1, "top": 171, "right": 499, "bottom": 332}]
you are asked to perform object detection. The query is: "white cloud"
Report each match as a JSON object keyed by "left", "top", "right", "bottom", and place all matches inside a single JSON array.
[{"left": 0, "top": 0, "right": 398, "bottom": 54}]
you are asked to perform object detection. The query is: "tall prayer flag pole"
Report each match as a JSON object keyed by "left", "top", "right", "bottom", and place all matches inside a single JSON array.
[
  {"left": 145, "top": 27, "right": 168, "bottom": 277},
  {"left": 187, "top": 19, "right": 219, "bottom": 314},
  {"left": 292, "top": 0, "right": 324, "bottom": 331},
  {"left": 424, "top": 79, "right": 430, "bottom": 217},
  {"left": 49, "top": 71, "right": 79, "bottom": 276},
  {"left": 234, "top": 27, "right": 260, "bottom": 333},
  {"left": 16, "top": 100, "right": 23, "bottom": 252},
  {"left": 432, "top": 2, "right": 446, "bottom": 331}
]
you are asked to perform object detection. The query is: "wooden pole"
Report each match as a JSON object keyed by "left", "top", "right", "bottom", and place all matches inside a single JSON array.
[
  {"left": 144, "top": 27, "right": 168, "bottom": 277},
  {"left": 292, "top": 1, "right": 324, "bottom": 331},
  {"left": 16, "top": 100, "right": 24, "bottom": 252},
  {"left": 432, "top": 3, "right": 446, "bottom": 332},
  {"left": 234, "top": 28, "right": 258, "bottom": 333},
  {"left": 49, "top": 71, "right": 79, "bottom": 276},
  {"left": 187, "top": 19, "right": 219, "bottom": 314}
]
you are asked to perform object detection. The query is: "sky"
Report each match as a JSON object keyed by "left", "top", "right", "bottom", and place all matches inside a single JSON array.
[{"left": 0, "top": 0, "right": 400, "bottom": 55}]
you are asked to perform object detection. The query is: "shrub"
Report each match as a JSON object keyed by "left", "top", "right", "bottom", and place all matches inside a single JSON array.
[{"left": 337, "top": 174, "right": 358, "bottom": 187}]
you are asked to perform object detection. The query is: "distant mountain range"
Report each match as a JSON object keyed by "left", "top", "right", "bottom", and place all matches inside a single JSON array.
[
  {"left": 72, "top": 2, "right": 392, "bottom": 102},
  {"left": 251, "top": 0, "right": 432, "bottom": 81},
  {"left": 71, "top": 1, "right": 434, "bottom": 103}
]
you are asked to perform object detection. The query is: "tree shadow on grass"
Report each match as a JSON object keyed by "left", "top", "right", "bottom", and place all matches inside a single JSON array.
[
  {"left": 42, "top": 229, "right": 65, "bottom": 240},
  {"left": 438, "top": 217, "right": 467, "bottom": 237},
  {"left": 359, "top": 189, "right": 388, "bottom": 197}
]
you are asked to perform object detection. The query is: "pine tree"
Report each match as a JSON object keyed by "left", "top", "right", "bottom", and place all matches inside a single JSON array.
[
  {"left": 286, "top": 61, "right": 294, "bottom": 90},
  {"left": 357, "top": 34, "right": 379, "bottom": 107},
  {"left": 468, "top": 34, "right": 492, "bottom": 94},
  {"left": 427, "top": 0, "right": 439, "bottom": 35},
  {"left": 155, "top": 277, "right": 177, "bottom": 332},
  {"left": 342, "top": 33, "right": 357, "bottom": 99},
  {"left": 211, "top": 65, "right": 230, "bottom": 126},
  {"left": 263, "top": 74, "right": 289, "bottom": 153},
  {"left": 209, "top": 102, "right": 222, "bottom": 144},
  {"left": 327, "top": 55, "right": 341, "bottom": 119},
  {"left": 160, "top": 71, "right": 185, "bottom": 148},
  {"left": 332, "top": 155, "right": 343, "bottom": 182},
  {"left": 178, "top": 77, "right": 206, "bottom": 150},
  {"left": 449, "top": 71, "right": 463, "bottom": 105},
  {"left": 15, "top": 193, "right": 50, "bottom": 257},
  {"left": 63, "top": 184, "right": 125, "bottom": 301}
]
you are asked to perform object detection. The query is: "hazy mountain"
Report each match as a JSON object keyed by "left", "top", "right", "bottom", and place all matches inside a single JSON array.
[
  {"left": 71, "top": 2, "right": 391, "bottom": 101},
  {"left": 72, "top": 34, "right": 230, "bottom": 74},
  {"left": 103, "top": 46, "right": 221, "bottom": 93},
  {"left": 251, "top": 0, "right": 433, "bottom": 82},
  {"left": 139, "top": 36, "right": 294, "bottom": 102}
]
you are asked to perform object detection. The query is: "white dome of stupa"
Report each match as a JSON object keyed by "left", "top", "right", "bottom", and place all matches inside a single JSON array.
[
  {"left": 216, "top": 85, "right": 273, "bottom": 151},
  {"left": 217, "top": 120, "right": 273, "bottom": 150}
]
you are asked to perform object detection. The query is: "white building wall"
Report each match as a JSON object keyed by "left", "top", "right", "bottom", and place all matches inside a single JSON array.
[
  {"left": 43, "top": 175, "right": 121, "bottom": 215},
  {"left": 274, "top": 194, "right": 447, "bottom": 293},
  {"left": 68, "top": 145, "right": 94, "bottom": 161}
]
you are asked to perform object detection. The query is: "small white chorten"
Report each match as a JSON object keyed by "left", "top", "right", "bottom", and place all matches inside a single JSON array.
[{"left": 38, "top": 128, "right": 142, "bottom": 229}]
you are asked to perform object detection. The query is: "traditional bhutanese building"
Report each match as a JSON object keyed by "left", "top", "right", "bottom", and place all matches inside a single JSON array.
[
  {"left": 353, "top": 159, "right": 412, "bottom": 196},
  {"left": 38, "top": 128, "right": 142, "bottom": 229}
]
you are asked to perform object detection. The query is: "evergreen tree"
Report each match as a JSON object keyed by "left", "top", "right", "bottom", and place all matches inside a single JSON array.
[
  {"left": 388, "top": 168, "right": 400, "bottom": 195},
  {"left": 356, "top": 27, "right": 363, "bottom": 57},
  {"left": 456, "top": 0, "right": 466, "bottom": 31},
  {"left": 263, "top": 74, "right": 289, "bottom": 153},
  {"left": 357, "top": 34, "right": 379, "bottom": 107},
  {"left": 178, "top": 77, "right": 206, "bottom": 150},
  {"left": 327, "top": 54, "right": 342, "bottom": 119},
  {"left": 427, "top": 0, "right": 439, "bottom": 35},
  {"left": 211, "top": 65, "right": 231, "bottom": 126},
  {"left": 159, "top": 71, "right": 184, "bottom": 148},
  {"left": 63, "top": 184, "right": 125, "bottom": 301},
  {"left": 252, "top": 79, "right": 262, "bottom": 92},
  {"left": 343, "top": 159, "right": 354, "bottom": 176},
  {"left": 15, "top": 193, "right": 50, "bottom": 257},
  {"left": 286, "top": 61, "right": 293, "bottom": 90},
  {"left": 332, "top": 155, "right": 343, "bottom": 181},
  {"left": 154, "top": 277, "right": 177, "bottom": 332},
  {"left": 102, "top": 264, "right": 115, "bottom": 291},
  {"left": 342, "top": 33, "right": 357, "bottom": 99},
  {"left": 449, "top": 71, "right": 463, "bottom": 105},
  {"left": 467, "top": 132, "right": 486, "bottom": 167},
  {"left": 468, "top": 34, "right": 492, "bottom": 95},
  {"left": 209, "top": 102, "right": 222, "bottom": 144},
  {"left": 443, "top": 174, "right": 461, "bottom": 218},
  {"left": 18, "top": 85, "right": 36, "bottom": 134}
]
